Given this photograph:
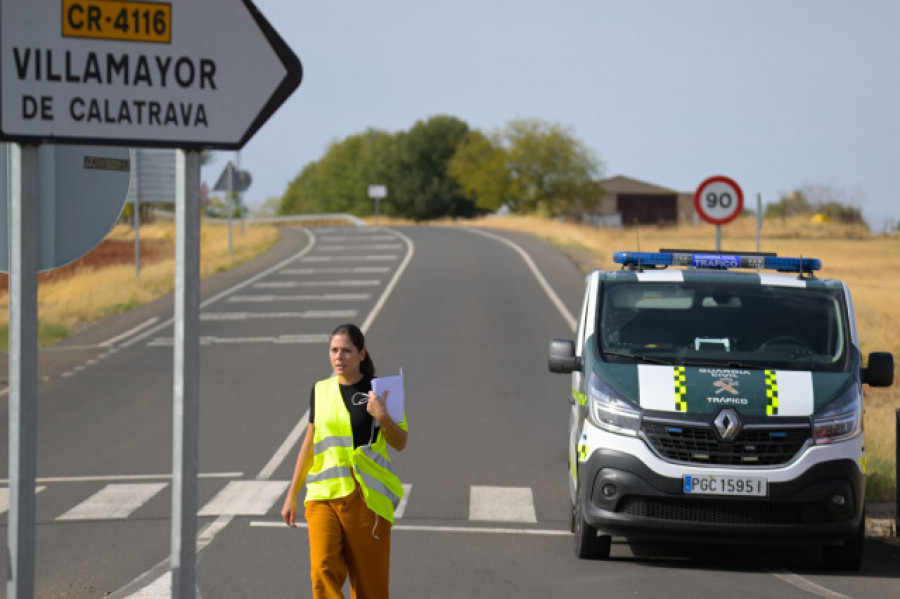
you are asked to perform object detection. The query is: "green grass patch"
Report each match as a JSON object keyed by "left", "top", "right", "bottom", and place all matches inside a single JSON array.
[
  {"left": 866, "top": 456, "right": 896, "bottom": 503},
  {"left": 39, "top": 321, "right": 70, "bottom": 346},
  {"left": 102, "top": 299, "right": 144, "bottom": 316},
  {"left": 0, "top": 321, "right": 71, "bottom": 350}
]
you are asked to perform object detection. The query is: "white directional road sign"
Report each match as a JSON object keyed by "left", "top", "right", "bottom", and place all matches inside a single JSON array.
[
  {"left": 0, "top": 0, "right": 302, "bottom": 149},
  {"left": 694, "top": 175, "right": 744, "bottom": 226}
]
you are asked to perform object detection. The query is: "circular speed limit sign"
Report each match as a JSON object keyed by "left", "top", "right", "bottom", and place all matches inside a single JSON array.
[{"left": 694, "top": 176, "right": 744, "bottom": 225}]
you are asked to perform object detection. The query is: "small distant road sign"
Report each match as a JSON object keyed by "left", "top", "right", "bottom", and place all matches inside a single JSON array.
[
  {"left": 368, "top": 184, "right": 387, "bottom": 199},
  {"left": 694, "top": 175, "right": 744, "bottom": 226},
  {"left": 0, "top": 0, "right": 302, "bottom": 149},
  {"left": 214, "top": 161, "right": 252, "bottom": 193}
]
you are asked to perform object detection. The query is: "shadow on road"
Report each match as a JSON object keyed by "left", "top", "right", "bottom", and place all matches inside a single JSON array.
[{"left": 616, "top": 538, "right": 900, "bottom": 579}]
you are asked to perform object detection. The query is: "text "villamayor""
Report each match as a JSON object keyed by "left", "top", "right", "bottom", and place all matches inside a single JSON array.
[{"left": 11, "top": 47, "right": 216, "bottom": 127}]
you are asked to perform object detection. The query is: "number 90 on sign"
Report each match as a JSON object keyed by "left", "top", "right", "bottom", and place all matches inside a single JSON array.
[
  {"left": 62, "top": 0, "right": 172, "bottom": 44},
  {"left": 693, "top": 175, "right": 744, "bottom": 226}
]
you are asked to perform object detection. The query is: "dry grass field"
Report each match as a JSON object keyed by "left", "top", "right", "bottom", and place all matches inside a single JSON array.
[{"left": 466, "top": 214, "right": 899, "bottom": 502}]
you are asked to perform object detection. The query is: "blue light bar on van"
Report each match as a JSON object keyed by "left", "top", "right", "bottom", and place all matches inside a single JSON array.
[{"left": 612, "top": 251, "right": 821, "bottom": 273}]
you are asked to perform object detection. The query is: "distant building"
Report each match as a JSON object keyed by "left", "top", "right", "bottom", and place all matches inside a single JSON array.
[{"left": 594, "top": 175, "right": 694, "bottom": 226}]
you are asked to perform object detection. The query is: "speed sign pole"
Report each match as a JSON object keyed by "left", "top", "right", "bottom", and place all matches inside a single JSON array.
[{"left": 694, "top": 176, "right": 744, "bottom": 250}]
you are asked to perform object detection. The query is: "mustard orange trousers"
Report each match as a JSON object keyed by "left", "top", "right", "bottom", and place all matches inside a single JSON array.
[{"left": 305, "top": 484, "right": 392, "bottom": 599}]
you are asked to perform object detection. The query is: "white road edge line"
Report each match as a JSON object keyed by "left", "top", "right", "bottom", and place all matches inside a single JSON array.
[
  {"left": 116, "top": 226, "right": 415, "bottom": 598},
  {"left": 99, "top": 317, "right": 161, "bottom": 347},
  {"left": 0, "top": 472, "right": 242, "bottom": 485},
  {"left": 359, "top": 227, "right": 415, "bottom": 334},
  {"left": 462, "top": 227, "right": 576, "bottom": 332},
  {"left": 248, "top": 520, "right": 571, "bottom": 536},
  {"left": 767, "top": 569, "right": 852, "bottom": 599},
  {"left": 256, "top": 413, "right": 309, "bottom": 481}
]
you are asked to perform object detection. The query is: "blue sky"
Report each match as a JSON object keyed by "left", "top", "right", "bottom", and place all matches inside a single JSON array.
[{"left": 203, "top": 0, "right": 900, "bottom": 229}]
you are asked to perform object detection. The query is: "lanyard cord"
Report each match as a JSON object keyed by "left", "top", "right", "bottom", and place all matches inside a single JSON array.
[{"left": 368, "top": 417, "right": 377, "bottom": 446}]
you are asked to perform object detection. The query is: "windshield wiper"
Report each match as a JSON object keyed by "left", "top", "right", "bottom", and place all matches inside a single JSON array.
[
  {"left": 679, "top": 358, "right": 752, "bottom": 368},
  {"left": 602, "top": 350, "right": 670, "bottom": 365}
]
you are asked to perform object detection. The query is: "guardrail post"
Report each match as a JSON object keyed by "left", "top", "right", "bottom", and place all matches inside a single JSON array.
[{"left": 895, "top": 408, "right": 899, "bottom": 537}]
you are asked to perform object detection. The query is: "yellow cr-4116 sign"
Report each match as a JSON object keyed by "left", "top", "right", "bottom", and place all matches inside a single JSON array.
[{"left": 62, "top": 0, "right": 172, "bottom": 44}]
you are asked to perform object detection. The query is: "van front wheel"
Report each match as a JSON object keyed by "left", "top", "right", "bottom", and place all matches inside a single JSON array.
[{"left": 573, "top": 486, "right": 612, "bottom": 559}]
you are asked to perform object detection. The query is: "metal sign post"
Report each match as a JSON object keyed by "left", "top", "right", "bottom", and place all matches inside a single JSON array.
[
  {"left": 214, "top": 161, "right": 252, "bottom": 255},
  {"left": 6, "top": 142, "right": 39, "bottom": 599},
  {"left": 368, "top": 184, "right": 387, "bottom": 225},
  {"left": 131, "top": 149, "right": 142, "bottom": 277},
  {"left": 172, "top": 150, "right": 201, "bottom": 597},
  {"left": 228, "top": 164, "right": 233, "bottom": 254}
]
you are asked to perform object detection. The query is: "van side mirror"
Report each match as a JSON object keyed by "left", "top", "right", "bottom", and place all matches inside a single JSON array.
[
  {"left": 862, "top": 352, "right": 893, "bottom": 387},
  {"left": 548, "top": 339, "right": 581, "bottom": 373}
]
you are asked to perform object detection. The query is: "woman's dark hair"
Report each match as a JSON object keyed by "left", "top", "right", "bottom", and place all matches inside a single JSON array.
[{"left": 330, "top": 323, "right": 376, "bottom": 377}]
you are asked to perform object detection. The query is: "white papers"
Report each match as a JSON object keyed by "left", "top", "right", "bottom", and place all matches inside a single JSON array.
[{"left": 372, "top": 369, "right": 405, "bottom": 423}]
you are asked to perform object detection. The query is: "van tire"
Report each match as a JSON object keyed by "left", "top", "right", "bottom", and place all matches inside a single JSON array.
[
  {"left": 822, "top": 515, "right": 865, "bottom": 571},
  {"left": 573, "top": 486, "right": 612, "bottom": 559}
]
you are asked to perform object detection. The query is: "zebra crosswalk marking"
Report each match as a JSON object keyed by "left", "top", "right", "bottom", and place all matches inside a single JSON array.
[
  {"left": 468, "top": 486, "right": 537, "bottom": 523},
  {"left": 280, "top": 267, "right": 390, "bottom": 275},
  {"left": 56, "top": 483, "right": 167, "bottom": 521},
  {"left": 0, "top": 486, "right": 46, "bottom": 515},
  {"left": 7, "top": 480, "right": 542, "bottom": 526},
  {"left": 254, "top": 280, "right": 381, "bottom": 289},
  {"left": 395, "top": 484, "right": 412, "bottom": 518},
  {"left": 198, "top": 480, "right": 289, "bottom": 516},
  {"left": 300, "top": 255, "right": 397, "bottom": 263}
]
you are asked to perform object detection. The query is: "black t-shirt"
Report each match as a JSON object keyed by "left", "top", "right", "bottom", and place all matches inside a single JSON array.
[{"left": 309, "top": 376, "right": 379, "bottom": 449}]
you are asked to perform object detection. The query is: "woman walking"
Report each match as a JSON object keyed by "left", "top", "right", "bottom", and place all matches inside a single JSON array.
[{"left": 282, "top": 323, "right": 407, "bottom": 599}]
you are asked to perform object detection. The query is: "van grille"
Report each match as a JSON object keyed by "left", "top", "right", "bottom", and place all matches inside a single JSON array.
[
  {"left": 618, "top": 496, "right": 825, "bottom": 525},
  {"left": 641, "top": 421, "right": 810, "bottom": 466}
]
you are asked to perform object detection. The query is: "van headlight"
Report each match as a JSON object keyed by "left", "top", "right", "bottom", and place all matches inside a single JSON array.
[
  {"left": 812, "top": 385, "right": 862, "bottom": 445},
  {"left": 586, "top": 371, "right": 642, "bottom": 436}
]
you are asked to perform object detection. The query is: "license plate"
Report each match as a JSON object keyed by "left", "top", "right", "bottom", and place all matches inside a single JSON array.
[{"left": 683, "top": 474, "right": 767, "bottom": 497}]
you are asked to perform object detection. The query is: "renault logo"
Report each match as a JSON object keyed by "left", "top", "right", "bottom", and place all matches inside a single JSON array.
[{"left": 714, "top": 408, "right": 741, "bottom": 441}]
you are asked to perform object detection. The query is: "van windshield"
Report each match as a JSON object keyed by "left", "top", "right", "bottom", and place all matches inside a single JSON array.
[{"left": 598, "top": 282, "right": 849, "bottom": 371}]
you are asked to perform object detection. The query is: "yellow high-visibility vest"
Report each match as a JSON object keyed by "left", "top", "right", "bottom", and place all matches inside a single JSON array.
[{"left": 305, "top": 377, "right": 405, "bottom": 523}]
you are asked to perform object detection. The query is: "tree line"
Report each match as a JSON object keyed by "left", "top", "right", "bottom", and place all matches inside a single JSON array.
[
  {"left": 765, "top": 184, "right": 864, "bottom": 224},
  {"left": 278, "top": 115, "right": 604, "bottom": 221}
]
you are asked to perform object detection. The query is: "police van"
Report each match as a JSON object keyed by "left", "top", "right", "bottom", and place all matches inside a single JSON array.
[{"left": 548, "top": 250, "right": 894, "bottom": 570}]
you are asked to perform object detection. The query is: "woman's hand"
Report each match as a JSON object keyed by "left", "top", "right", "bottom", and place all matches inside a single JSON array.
[
  {"left": 281, "top": 495, "right": 298, "bottom": 527},
  {"left": 282, "top": 424, "right": 314, "bottom": 528},
  {"left": 366, "top": 389, "right": 388, "bottom": 421},
  {"left": 367, "top": 390, "right": 407, "bottom": 451}
]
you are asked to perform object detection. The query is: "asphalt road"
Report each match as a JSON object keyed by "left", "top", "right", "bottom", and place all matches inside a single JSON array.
[{"left": 1, "top": 224, "right": 898, "bottom": 598}]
